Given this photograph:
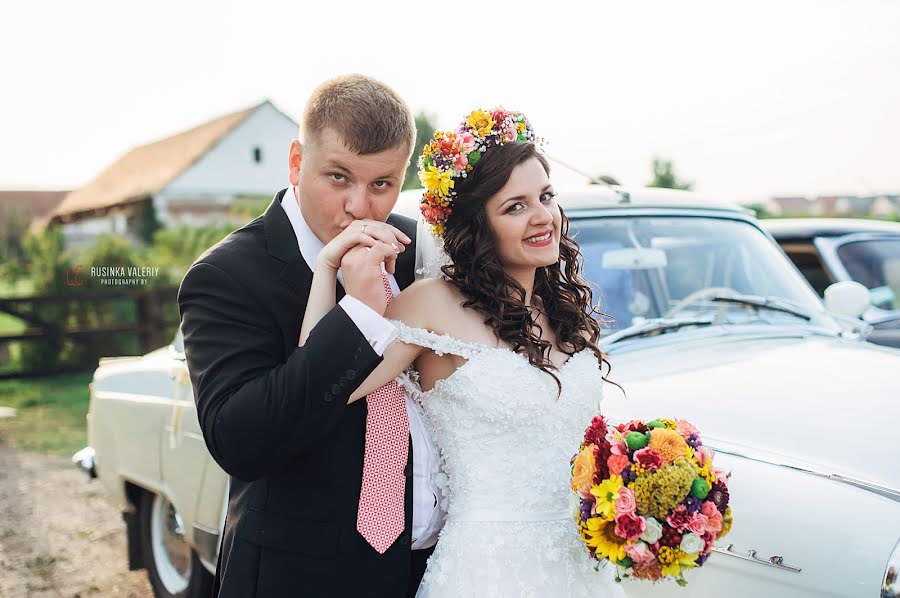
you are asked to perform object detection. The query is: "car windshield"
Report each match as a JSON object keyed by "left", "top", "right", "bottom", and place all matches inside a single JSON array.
[
  {"left": 570, "top": 215, "right": 825, "bottom": 331},
  {"left": 836, "top": 238, "right": 900, "bottom": 311}
]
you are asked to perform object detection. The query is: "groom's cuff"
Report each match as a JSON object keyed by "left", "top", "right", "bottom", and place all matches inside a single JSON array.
[{"left": 338, "top": 295, "right": 398, "bottom": 356}]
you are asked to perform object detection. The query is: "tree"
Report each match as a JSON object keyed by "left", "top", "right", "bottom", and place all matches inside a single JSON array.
[
  {"left": 403, "top": 111, "right": 438, "bottom": 191},
  {"left": 647, "top": 157, "right": 692, "bottom": 190}
]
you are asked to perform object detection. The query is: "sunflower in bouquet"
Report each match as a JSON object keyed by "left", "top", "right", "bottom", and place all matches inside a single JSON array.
[{"left": 570, "top": 416, "right": 732, "bottom": 586}]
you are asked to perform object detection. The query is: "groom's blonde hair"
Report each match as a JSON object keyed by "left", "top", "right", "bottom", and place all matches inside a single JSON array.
[{"left": 302, "top": 74, "right": 416, "bottom": 157}]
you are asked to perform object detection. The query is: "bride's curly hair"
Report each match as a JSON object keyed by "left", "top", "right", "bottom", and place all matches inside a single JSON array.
[{"left": 440, "top": 142, "right": 617, "bottom": 395}]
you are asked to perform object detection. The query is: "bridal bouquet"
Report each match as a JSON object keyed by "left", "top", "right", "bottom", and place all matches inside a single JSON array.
[{"left": 570, "top": 416, "right": 732, "bottom": 586}]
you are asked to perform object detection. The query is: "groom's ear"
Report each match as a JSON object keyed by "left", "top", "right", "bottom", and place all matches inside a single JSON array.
[{"left": 288, "top": 139, "right": 303, "bottom": 187}]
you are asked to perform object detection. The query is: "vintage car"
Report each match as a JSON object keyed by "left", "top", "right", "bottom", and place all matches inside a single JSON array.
[
  {"left": 762, "top": 218, "right": 900, "bottom": 348},
  {"left": 75, "top": 186, "right": 900, "bottom": 598}
]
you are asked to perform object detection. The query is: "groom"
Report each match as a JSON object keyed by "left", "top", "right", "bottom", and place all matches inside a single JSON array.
[{"left": 178, "top": 75, "right": 442, "bottom": 597}]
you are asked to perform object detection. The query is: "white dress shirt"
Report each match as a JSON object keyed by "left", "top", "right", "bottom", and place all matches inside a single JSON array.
[{"left": 280, "top": 186, "right": 444, "bottom": 550}]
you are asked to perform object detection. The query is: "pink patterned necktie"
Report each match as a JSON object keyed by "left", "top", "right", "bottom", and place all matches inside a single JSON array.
[{"left": 356, "top": 273, "right": 409, "bottom": 554}]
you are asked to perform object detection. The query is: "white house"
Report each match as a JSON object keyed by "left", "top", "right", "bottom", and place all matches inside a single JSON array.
[{"left": 50, "top": 100, "right": 298, "bottom": 246}]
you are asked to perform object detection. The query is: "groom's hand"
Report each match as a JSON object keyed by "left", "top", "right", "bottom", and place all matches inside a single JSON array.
[
  {"left": 341, "top": 243, "right": 398, "bottom": 315},
  {"left": 316, "top": 220, "right": 410, "bottom": 274}
]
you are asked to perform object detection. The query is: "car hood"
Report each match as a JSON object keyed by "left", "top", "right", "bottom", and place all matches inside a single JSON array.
[{"left": 601, "top": 330, "right": 900, "bottom": 495}]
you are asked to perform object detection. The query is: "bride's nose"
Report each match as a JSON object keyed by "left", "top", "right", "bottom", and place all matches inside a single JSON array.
[{"left": 531, "top": 204, "right": 553, "bottom": 226}]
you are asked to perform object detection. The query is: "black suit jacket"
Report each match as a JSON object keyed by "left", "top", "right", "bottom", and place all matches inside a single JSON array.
[{"left": 178, "top": 189, "right": 423, "bottom": 598}]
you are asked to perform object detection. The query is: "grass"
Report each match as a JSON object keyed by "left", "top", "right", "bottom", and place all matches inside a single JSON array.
[{"left": 0, "top": 373, "right": 93, "bottom": 456}]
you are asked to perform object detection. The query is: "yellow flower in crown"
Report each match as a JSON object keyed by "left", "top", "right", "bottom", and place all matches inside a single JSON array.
[
  {"left": 466, "top": 109, "right": 496, "bottom": 137},
  {"left": 417, "top": 107, "right": 541, "bottom": 237},
  {"left": 419, "top": 165, "right": 455, "bottom": 198}
]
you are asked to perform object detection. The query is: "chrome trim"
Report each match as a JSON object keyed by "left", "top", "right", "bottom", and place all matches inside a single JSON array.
[
  {"left": 71, "top": 446, "right": 97, "bottom": 479},
  {"left": 709, "top": 442, "right": 900, "bottom": 503},
  {"left": 713, "top": 543, "right": 802, "bottom": 573},
  {"left": 192, "top": 523, "right": 220, "bottom": 565}
]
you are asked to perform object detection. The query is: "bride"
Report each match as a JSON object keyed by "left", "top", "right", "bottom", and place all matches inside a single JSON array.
[{"left": 302, "top": 108, "right": 624, "bottom": 597}]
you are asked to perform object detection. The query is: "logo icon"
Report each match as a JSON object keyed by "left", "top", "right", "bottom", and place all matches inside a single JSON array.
[{"left": 66, "top": 265, "right": 86, "bottom": 287}]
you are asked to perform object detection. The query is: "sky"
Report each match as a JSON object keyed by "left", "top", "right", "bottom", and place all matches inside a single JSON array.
[{"left": 1, "top": 0, "right": 898, "bottom": 204}]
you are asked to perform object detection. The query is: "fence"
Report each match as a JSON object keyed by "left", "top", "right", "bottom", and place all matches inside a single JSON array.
[{"left": 0, "top": 287, "right": 180, "bottom": 380}]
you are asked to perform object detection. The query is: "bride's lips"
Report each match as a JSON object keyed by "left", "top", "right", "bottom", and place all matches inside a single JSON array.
[{"left": 523, "top": 229, "right": 554, "bottom": 247}]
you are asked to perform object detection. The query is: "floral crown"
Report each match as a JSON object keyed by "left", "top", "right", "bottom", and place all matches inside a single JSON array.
[{"left": 417, "top": 107, "right": 540, "bottom": 237}]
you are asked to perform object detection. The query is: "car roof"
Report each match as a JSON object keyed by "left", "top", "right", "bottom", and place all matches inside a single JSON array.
[
  {"left": 393, "top": 186, "right": 750, "bottom": 220},
  {"left": 762, "top": 218, "right": 900, "bottom": 240}
]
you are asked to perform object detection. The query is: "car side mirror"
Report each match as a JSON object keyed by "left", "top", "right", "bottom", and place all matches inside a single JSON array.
[{"left": 824, "top": 281, "right": 870, "bottom": 319}]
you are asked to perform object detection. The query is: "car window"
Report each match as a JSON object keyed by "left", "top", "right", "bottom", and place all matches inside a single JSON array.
[
  {"left": 836, "top": 239, "right": 900, "bottom": 310},
  {"left": 782, "top": 244, "right": 834, "bottom": 297},
  {"left": 572, "top": 216, "right": 822, "bottom": 330}
]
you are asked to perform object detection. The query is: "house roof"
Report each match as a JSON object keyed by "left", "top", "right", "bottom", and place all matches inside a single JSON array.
[
  {"left": 0, "top": 190, "right": 69, "bottom": 218},
  {"left": 50, "top": 100, "right": 273, "bottom": 222}
]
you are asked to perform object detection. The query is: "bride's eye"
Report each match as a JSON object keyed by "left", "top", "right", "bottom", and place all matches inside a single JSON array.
[
  {"left": 540, "top": 191, "right": 557, "bottom": 203},
  {"left": 506, "top": 202, "right": 525, "bottom": 214}
]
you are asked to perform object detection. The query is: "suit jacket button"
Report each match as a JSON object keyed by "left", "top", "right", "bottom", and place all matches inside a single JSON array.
[
  {"left": 399, "top": 533, "right": 410, "bottom": 546},
  {"left": 346, "top": 369, "right": 356, "bottom": 380},
  {"left": 323, "top": 393, "right": 334, "bottom": 403}
]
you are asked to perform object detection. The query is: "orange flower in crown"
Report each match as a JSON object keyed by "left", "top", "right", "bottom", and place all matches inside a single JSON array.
[{"left": 417, "top": 108, "right": 541, "bottom": 237}]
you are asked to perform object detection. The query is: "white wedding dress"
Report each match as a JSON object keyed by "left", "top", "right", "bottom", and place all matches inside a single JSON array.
[{"left": 392, "top": 321, "right": 624, "bottom": 598}]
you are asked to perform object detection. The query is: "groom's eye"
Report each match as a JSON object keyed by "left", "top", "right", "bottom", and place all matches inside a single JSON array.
[
  {"left": 329, "top": 173, "right": 346, "bottom": 182},
  {"left": 372, "top": 180, "right": 390, "bottom": 190}
]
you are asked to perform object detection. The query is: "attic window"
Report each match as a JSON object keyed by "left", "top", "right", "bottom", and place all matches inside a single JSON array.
[{"left": 252, "top": 146, "right": 263, "bottom": 164}]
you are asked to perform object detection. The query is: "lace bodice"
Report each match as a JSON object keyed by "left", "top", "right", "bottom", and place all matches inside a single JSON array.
[
  {"left": 392, "top": 322, "right": 623, "bottom": 597},
  {"left": 392, "top": 321, "right": 605, "bottom": 520}
]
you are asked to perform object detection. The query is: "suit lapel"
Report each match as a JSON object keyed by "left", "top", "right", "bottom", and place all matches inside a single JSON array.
[{"left": 264, "top": 189, "right": 312, "bottom": 296}]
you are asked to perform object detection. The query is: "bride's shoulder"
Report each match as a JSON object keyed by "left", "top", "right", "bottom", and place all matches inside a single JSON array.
[{"left": 386, "top": 278, "right": 463, "bottom": 329}]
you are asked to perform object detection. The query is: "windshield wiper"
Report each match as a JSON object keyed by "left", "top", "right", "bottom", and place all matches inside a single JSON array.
[
  {"left": 708, "top": 293, "right": 812, "bottom": 321},
  {"left": 602, "top": 316, "right": 717, "bottom": 345}
]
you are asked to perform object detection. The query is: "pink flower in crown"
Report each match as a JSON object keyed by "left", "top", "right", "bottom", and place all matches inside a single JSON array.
[
  {"left": 615, "top": 512, "right": 646, "bottom": 542},
  {"left": 676, "top": 419, "right": 700, "bottom": 438},
  {"left": 688, "top": 511, "right": 710, "bottom": 535},
  {"left": 614, "top": 486, "right": 636, "bottom": 515},
  {"left": 701, "top": 501, "right": 723, "bottom": 534},
  {"left": 502, "top": 121, "right": 518, "bottom": 142},
  {"left": 491, "top": 108, "right": 510, "bottom": 125},
  {"left": 457, "top": 131, "right": 477, "bottom": 153},
  {"left": 625, "top": 541, "right": 657, "bottom": 565},
  {"left": 454, "top": 151, "right": 468, "bottom": 171}
]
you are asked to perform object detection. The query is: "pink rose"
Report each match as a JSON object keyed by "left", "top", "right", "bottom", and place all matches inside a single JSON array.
[
  {"left": 688, "top": 512, "right": 710, "bottom": 535},
  {"left": 676, "top": 419, "right": 699, "bottom": 437},
  {"left": 666, "top": 505, "right": 692, "bottom": 531},
  {"left": 615, "top": 512, "right": 646, "bottom": 541},
  {"left": 453, "top": 151, "right": 468, "bottom": 170},
  {"left": 607, "top": 454, "right": 630, "bottom": 477},
  {"left": 614, "top": 486, "right": 636, "bottom": 515},
  {"left": 633, "top": 447, "right": 663, "bottom": 471},
  {"left": 701, "top": 502, "right": 723, "bottom": 534},
  {"left": 625, "top": 541, "right": 657, "bottom": 565}
]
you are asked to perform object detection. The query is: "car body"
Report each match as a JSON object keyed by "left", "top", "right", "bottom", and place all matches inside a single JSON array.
[
  {"left": 763, "top": 218, "right": 900, "bottom": 348},
  {"left": 77, "top": 187, "right": 900, "bottom": 597}
]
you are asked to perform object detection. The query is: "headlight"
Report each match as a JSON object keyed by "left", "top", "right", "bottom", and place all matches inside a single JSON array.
[{"left": 885, "top": 538, "right": 900, "bottom": 597}]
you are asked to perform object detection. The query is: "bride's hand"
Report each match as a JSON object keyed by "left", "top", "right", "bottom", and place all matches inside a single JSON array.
[{"left": 316, "top": 220, "right": 411, "bottom": 274}]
